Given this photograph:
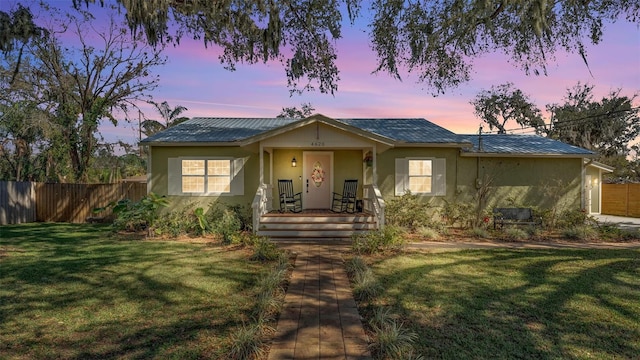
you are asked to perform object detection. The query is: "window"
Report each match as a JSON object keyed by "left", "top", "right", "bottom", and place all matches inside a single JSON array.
[
  {"left": 395, "top": 157, "right": 446, "bottom": 196},
  {"left": 180, "top": 159, "right": 231, "bottom": 193},
  {"left": 408, "top": 159, "right": 432, "bottom": 193},
  {"left": 168, "top": 157, "right": 244, "bottom": 196}
]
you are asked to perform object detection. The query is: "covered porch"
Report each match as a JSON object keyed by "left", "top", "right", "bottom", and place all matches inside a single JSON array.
[{"left": 249, "top": 117, "right": 389, "bottom": 236}]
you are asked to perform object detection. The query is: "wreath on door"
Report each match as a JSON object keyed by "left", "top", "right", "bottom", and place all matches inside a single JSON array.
[{"left": 311, "top": 161, "right": 325, "bottom": 187}]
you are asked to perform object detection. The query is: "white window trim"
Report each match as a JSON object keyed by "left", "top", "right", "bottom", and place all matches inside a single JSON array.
[
  {"left": 168, "top": 156, "right": 245, "bottom": 196},
  {"left": 395, "top": 157, "right": 446, "bottom": 196}
]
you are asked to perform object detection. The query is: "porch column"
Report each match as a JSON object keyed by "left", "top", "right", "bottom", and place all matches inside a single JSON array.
[
  {"left": 372, "top": 144, "right": 377, "bottom": 184},
  {"left": 259, "top": 143, "right": 264, "bottom": 185}
]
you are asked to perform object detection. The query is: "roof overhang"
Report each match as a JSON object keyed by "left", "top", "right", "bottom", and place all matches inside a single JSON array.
[
  {"left": 143, "top": 141, "right": 240, "bottom": 147},
  {"left": 585, "top": 159, "right": 615, "bottom": 173},
  {"left": 460, "top": 152, "right": 596, "bottom": 159}
]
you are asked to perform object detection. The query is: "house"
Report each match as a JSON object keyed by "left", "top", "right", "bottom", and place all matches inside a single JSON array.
[{"left": 140, "top": 114, "right": 607, "bottom": 234}]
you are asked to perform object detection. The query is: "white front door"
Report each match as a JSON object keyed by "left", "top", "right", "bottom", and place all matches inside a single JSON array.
[{"left": 303, "top": 152, "right": 333, "bottom": 209}]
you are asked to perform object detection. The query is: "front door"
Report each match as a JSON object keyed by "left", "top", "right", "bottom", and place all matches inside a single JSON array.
[{"left": 303, "top": 152, "right": 333, "bottom": 209}]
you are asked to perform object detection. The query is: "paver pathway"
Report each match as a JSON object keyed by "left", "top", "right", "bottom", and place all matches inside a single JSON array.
[{"left": 268, "top": 241, "right": 371, "bottom": 360}]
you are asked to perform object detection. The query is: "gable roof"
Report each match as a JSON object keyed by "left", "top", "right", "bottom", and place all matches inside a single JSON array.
[
  {"left": 140, "top": 116, "right": 464, "bottom": 145},
  {"left": 459, "top": 134, "right": 595, "bottom": 157},
  {"left": 140, "top": 114, "right": 594, "bottom": 158}
]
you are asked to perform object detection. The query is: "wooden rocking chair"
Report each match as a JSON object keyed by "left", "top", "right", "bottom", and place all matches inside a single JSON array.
[
  {"left": 278, "top": 179, "right": 302, "bottom": 213},
  {"left": 331, "top": 179, "right": 358, "bottom": 213}
]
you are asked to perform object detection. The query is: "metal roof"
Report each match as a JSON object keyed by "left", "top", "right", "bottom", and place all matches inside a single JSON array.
[
  {"left": 335, "top": 118, "right": 461, "bottom": 143},
  {"left": 141, "top": 117, "right": 462, "bottom": 144},
  {"left": 140, "top": 116, "right": 594, "bottom": 156},
  {"left": 141, "top": 118, "right": 298, "bottom": 143},
  {"left": 459, "top": 134, "right": 594, "bottom": 155}
]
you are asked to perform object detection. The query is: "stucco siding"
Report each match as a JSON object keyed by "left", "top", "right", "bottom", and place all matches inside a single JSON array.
[
  {"left": 456, "top": 156, "right": 583, "bottom": 211},
  {"left": 376, "top": 147, "right": 459, "bottom": 206},
  {"left": 149, "top": 146, "right": 258, "bottom": 209}
]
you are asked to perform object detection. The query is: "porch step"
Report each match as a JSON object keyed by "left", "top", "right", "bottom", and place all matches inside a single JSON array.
[{"left": 256, "top": 212, "right": 377, "bottom": 239}]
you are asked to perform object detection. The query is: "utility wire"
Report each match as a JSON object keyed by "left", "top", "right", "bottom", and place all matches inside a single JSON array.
[{"left": 479, "top": 106, "right": 640, "bottom": 135}]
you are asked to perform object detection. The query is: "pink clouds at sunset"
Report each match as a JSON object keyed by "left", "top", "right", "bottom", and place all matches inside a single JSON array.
[
  {"left": 139, "top": 18, "right": 638, "bottom": 139},
  {"left": 3, "top": 1, "right": 639, "bottom": 145}
]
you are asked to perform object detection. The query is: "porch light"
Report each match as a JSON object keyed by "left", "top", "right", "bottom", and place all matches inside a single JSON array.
[
  {"left": 592, "top": 177, "right": 598, "bottom": 186},
  {"left": 291, "top": 157, "right": 297, "bottom": 167}
]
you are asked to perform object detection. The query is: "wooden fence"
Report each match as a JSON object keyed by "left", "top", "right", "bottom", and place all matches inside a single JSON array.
[
  {"left": 602, "top": 183, "right": 640, "bottom": 218},
  {"left": 0, "top": 181, "right": 147, "bottom": 224},
  {"left": 0, "top": 181, "right": 36, "bottom": 224}
]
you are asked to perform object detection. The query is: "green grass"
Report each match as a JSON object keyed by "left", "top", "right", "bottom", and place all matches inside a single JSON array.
[
  {"left": 0, "top": 223, "right": 270, "bottom": 359},
  {"left": 368, "top": 249, "right": 640, "bottom": 359}
]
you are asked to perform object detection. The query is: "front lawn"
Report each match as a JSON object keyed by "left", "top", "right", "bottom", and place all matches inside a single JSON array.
[
  {"left": 366, "top": 249, "right": 640, "bottom": 359},
  {"left": 0, "top": 223, "right": 270, "bottom": 359}
]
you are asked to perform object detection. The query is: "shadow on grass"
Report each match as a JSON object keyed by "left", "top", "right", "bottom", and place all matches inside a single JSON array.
[
  {"left": 371, "top": 249, "right": 640, "bottom": 359},
  {"left": 1, "top": 223, "right": 264, "bottom": 359}
]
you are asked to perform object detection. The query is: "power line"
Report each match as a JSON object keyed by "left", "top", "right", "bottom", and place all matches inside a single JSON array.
[{"left": 479, "top": 106, "right": 640, "bottom": 135}]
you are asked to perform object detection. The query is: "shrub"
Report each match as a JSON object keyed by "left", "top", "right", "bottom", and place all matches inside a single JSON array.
[
  {"left": 104, "top": 192, "right": 169, "bottom": 235},
  {"left": 371, "top": 319, "right": 419, "bottom": 359},
  {"left": 249, "top": 237, "right": 282, "bottom": 262},
  {"left": 502, "top": 227, "right": 529, "bottom": 241},
  {"left": 440, "top": 199, "right": 475, "bottom": 228},
  {"left": 352, "top": 268, "right": 382, "bottom": 301},
  {"left": 469, "top": 227, "right": 490, "bottom": 239},
  {"left": 227, "top": 323, "right": 266, "bottom": 360},
  {"left": 351, "top": 226, "right": 405, "bottom": 255},
  {"left": 153, "top": 209, "right": 194, "bottom": 237},
  {"left": 557, "top": 209, "right": 593, "bottom": 228},
  {"left": 345, "top": 256, "right": 368, "bottom": 276},
  {"left": 212, "top": 208, "right": 242, "bottom": 244},
  {"left": 417, "top": 226, "right": 440, "bottom": 240},
  {"left": 207, "top": 203, "right": 253, "bottom": 232},
  {"left": 563, "top": 225, "right": 598, "bottom": 241},
  {"left": 386, "top": 192, "right": 438, "bottom": 231}
]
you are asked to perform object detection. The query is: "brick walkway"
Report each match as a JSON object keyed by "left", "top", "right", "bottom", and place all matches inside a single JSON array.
[{"left": 268, "top": 242, "right": 372, "bottom": 360}]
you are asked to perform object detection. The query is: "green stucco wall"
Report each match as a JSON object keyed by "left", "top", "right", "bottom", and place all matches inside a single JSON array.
[
  {"left": 149, "top": 146, "right": 259, "bottom": 210},
  {"left": 149, "top": 145, "right": 585, "bottom": 215},
  {"left": 376, "top": 147, "right": 459, "bottom": 207},
  {"left": 376, "top": 148, "right": 584, "bottom": 213},
  {"left": 455, "top": 157, "right": 583, "bottom": 212}
]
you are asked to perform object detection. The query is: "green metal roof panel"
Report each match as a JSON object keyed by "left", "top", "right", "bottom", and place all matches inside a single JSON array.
[
  {"left": 141, "top": 117, "right": 298, "bottom": 143},
  {"left": 141, "top": 117, "right": 593, "bottom": 156},
  {"left": 459, "top": 134, "right": 594, "bottom": 155},
  {"left": 336, "top": 118, "right": 461, "bottom": 143}
]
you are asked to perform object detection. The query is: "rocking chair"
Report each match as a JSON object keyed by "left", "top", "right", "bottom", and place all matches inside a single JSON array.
[
  {"left": 278, "top": 179, "right": 302, "bottom": 213},
  {"left": 331, "top": 179, "right": 358, "bottom": 213}
]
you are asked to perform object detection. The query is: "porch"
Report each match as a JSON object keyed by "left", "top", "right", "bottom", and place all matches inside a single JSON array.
[{"left": 252, "top": 184, "right": 385, "bottom": 240}]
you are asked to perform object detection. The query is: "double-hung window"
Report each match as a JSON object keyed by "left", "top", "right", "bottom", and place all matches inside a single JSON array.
[
  {"left": 408, "top": 159, "right": 433, "bottom": 193},
  {"left": 168, "top": 157, "right": 244, "bottom": 196},
  {"left": 181, "top": 159, "right": 231, "bottom": 193},
  {"left": 395, "top": 157, "right": 446, "bottom": 196}
]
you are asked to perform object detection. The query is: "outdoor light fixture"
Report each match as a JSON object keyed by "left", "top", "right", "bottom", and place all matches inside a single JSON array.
[{"left": 291, "top": 157, "right": 297, "bottom": 167}]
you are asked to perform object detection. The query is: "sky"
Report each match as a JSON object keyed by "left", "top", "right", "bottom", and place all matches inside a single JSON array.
[{"left": 4, "top": 1, "right": 640, "bottom": 146}]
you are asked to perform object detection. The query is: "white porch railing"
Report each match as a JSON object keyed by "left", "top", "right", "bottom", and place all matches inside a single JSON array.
[
  {"left": 251, "top": 183, "right": 273, "bottom": 233},
  {"left": 363, "top": 184, "right": 385, "bottom": 229}
]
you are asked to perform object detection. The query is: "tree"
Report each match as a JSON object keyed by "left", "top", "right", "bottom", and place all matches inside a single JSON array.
[
  {"left": 545, "top": 83, "right": 640, "bottom": 158},
  {"left": 31, "top": 8, "right": 165, "bottom": 182},
  {"left": 277, "top": 102, "right": 315, "bottom": 119},
  {"left": 74, "top": 0, "right": 639, "bottom": 94},
  {"left": 0, "top": 50, "right": 54, "bottom": 181},
  {"left": 0, "top": 4, "right": 48, "bottom": 84},
  {"left": 141, "top": 101, "right": 188, "bottom": 137},
  {"left": 471, "top": 83, "right": 545, "bottom": 134}
]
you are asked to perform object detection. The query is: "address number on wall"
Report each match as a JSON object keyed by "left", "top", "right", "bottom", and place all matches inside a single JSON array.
[{"left": 310, "top": 142, "right": 325, "bottom": 146}]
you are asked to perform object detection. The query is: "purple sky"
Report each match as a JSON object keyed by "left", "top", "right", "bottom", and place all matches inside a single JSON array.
[
  {"left": 117, "top": 17, "right": 639, "bottom": 144},
  {"left": 4, "top": 1, "right": 640, "bottom": 146}
]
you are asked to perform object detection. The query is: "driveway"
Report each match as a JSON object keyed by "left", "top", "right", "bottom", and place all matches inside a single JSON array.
[{"left": 593, "top": 214, "right": 640, "bottom": 230}]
